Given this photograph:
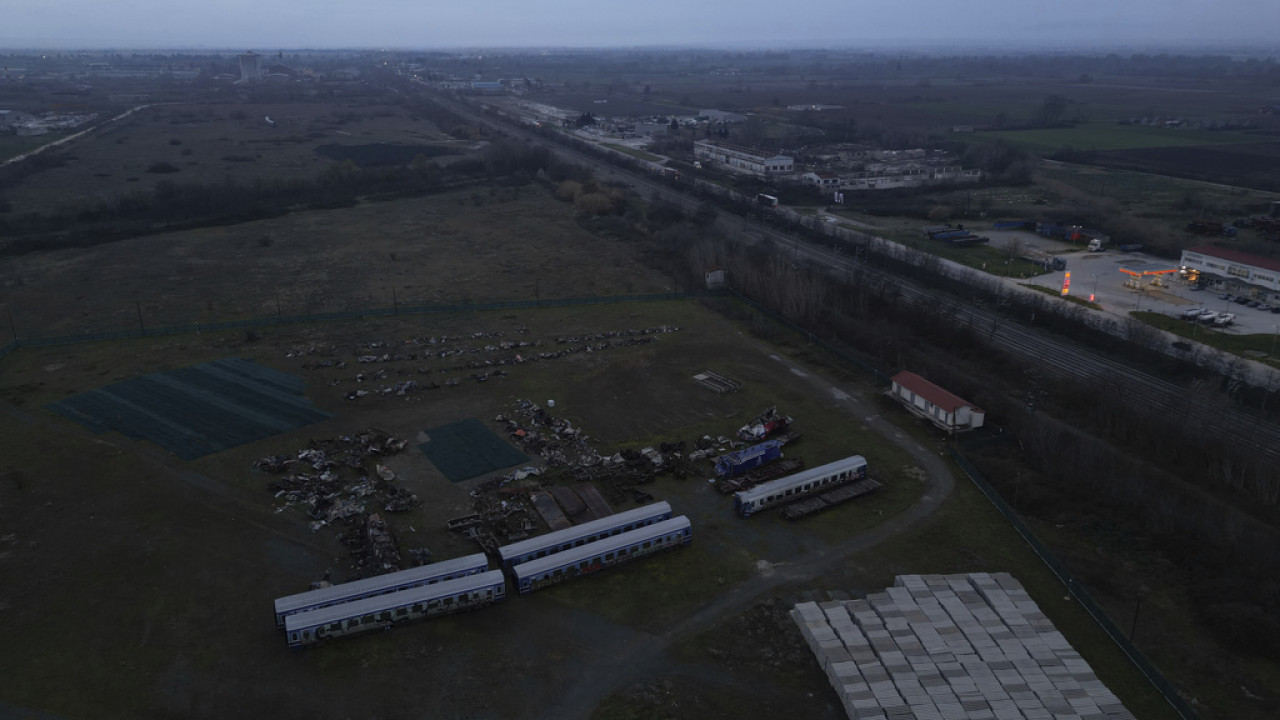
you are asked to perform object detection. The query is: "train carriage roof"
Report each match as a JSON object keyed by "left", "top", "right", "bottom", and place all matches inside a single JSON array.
[
  {"left": 283, "top": 570, "right": 505, "bottom": 633},
  {"left": 735, "top": 455, "right": 866, "bottom": 504},
  {"left": 511, "top": 516, "right": 691, "bottom": 580},
  {"left": 274, "top": 552, "right": 489, "bottom": 616},
  {"left": 497, "top": 501, "right": 671, "bottom": 562}
]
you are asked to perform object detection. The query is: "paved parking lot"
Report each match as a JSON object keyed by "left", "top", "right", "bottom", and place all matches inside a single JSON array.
[{"left": 1023, "top": 249, "right": 1280, "bottom": 336}]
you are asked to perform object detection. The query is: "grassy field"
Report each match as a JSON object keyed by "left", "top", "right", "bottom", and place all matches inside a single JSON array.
[
  {"left": 2, "top": 102, "right": 472, "bottom": 215},
  {"left": 602, "top": 143, "right": 663, "bottom": 163},
  {"left": 1133, "top": 310, "right": 1280, "bottom": 369},
  {"left": 0, "top": 130, "right": 74, "bottom": 163},
  {"left": 0, "top": 296, "right": 966, "bottom": 720},
  {"left": 976, "top": 124, "right": 1260, "bottom": 155},
  {"left": 0, "top": 185, "right": 672, "bottom": 341},
  {"left": 0, "top": 90, "right": 1259, "bottom": 720}
]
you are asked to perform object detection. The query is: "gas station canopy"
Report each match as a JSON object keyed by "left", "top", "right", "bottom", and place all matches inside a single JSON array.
[{"left": 1119, "top": 262, "right": 1180, "bottom": 277}]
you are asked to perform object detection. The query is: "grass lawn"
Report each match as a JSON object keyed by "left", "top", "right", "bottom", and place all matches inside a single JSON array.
[
  {"left": 975, "top": 124, "right": 1260, "bottom": 155},
  {"left": 602, "top": 143, "right": 663, "bottom": 163},
  {"left": 1133, "top": 311, "right": 1280, "bottom": 369}
]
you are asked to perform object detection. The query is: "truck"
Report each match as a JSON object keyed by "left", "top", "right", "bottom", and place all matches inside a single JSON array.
[
  {"left": 1088, "top": 237, "right": 1105, "bottom": 252},
  {"left": 1020, "top": 249, "right": 1067, "bottom": 272}
]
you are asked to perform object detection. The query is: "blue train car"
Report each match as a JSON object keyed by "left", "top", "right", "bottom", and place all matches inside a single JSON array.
[
  {"left": 734, "top": 455, "right": 867, "bottom": 517},
  {"left": 273, "top": 553, "right": 490, "bottom": 628},
  {"left": 511, "top": 516, "right": 692, "bottom": 595},
  {"left": 283, "top": 570, "right": 506, "bottom": 648},
  {"left": 496, "top": 501, "right": 673, "bottom": 570},
  {"left": 714, "top": 440, "right": 783, "bottom": 478}
]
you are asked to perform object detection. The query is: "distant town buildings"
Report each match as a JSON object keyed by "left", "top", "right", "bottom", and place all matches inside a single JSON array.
[
  {"left": 238, "top": 52, "right": 262, "bottom": 84},
  {"left": 700, "top": 109, "right": 746, "bottom": 124},
  {"left": 694, "top": 140, "right": 793, "bottom": 176}
]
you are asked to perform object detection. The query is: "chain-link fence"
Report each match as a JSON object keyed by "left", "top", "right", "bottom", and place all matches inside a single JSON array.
[
  {"left": 947, "top": 447, "right": 1198, "bottom": 720},
  {"left": 2, "top": 292, "right": 695, "bottom": 350},
  {"left": 725, "top": 287, "right": 1196, "bottom": 720}
]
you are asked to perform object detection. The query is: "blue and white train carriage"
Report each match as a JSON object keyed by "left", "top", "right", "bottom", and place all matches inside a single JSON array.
[
  {"left": 511, "top": 516, "right": 692, "bottom": 595},
  {"left": 283, "top": 570, "right": 506, "bottom": 648},
  {"left": 273, "top": 552, "right": 490, "bottom": 628},
  {"left": 496, "top": 501, "right": 672, "bottom": 570},
  {"left": 733, "top": 455, "right": 867, "bottom": 517}
]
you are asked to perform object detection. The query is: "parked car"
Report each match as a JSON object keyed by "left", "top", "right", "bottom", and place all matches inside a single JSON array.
[
  {"left": 1271, "top": 305, "right": 1280, "bottom": 314},
  {"left": 1220, "top": 293, "right": 1234, "bottom": 301},
  {"left": 1190, "top": 284, "right": 1204, "bottom": 291},
  {"left": 1247, "top": 300, "right": 1262, "bottom": 308},
  {"left": 1215, "top": 312, "right": 1236, "bottom": 326},
  {"left": 1181, "top": 306, "right": 1207, "bottom": 320},
  {"left": 1258, "top": 303, "right": 1273, "bottom": 312},
  {"left": 1235, "top": 296, "right": 1251, "bottom": 305}
]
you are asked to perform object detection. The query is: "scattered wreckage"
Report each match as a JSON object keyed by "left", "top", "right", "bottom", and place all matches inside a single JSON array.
[{"left": 253, "top": 429, "right": 421, "bottom": 576}]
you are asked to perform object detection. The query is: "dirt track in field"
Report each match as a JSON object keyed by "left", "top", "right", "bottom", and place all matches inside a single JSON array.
[{"left": 545, "top": 347, "right": 957, "bottom": 720}]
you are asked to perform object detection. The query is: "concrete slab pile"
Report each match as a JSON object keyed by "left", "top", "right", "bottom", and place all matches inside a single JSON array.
[{"left": 791, "top": 573, "right": 1135, "bottom": 720}]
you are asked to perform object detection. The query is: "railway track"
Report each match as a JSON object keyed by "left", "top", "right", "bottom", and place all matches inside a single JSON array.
[{"left": 414, "top": 82, "right": 1280, "bottom": 466}]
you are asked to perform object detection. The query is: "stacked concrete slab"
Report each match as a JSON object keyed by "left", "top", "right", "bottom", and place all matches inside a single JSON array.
[{"left": 791, "top": 573, "right": 1135, "bottom": 720}]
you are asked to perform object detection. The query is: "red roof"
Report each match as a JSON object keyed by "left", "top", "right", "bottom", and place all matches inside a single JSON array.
[
  {"left": 1184, "top": 245, "right": 1280, "bottom": 275},
  {"left": 890, "top": 371, "right": 980, "bottom": 413}
]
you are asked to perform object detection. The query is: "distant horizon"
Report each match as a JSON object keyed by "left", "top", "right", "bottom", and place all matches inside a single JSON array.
[
  {"left": 6, "top": 0, "right": 1280, "bottom": 56},
  {"left": 1, "top": 40, "right": 1279, "bottom": 58}
]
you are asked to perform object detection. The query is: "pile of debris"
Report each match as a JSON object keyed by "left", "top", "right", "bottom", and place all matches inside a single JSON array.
[
  {"left": 737, "top": 406, "right": 793, "bottom": 441},
  {"left": 253, "top": 429, "right": 421, "bottom": 575},
  {"left": 294, "top": 325, "right": 682, "bottom": 404},
  {"left": 336, "top": 512, "right": 402, "bottom": 575}
]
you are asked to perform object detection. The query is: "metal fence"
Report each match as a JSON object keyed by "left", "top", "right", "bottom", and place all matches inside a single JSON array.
[
  {"left": 725, "top": 287, "right": 1196, "bottom": 720},
  {"left": 1, "top": 292, "right": 695, "bottom": 351},
  {"left": 947, "top": 448, "right": 1198, "bottom": 720}
]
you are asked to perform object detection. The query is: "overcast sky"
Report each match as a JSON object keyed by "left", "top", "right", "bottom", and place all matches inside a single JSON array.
[{"left": 5, "top": 0, "right": 1280, "bottom": 50}]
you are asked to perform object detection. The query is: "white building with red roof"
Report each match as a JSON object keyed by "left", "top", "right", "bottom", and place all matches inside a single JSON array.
[
  {"left": 1180, "top": 245, "right": 1280, "bottom": 301},
  {"left": 888, "top": 371, "right": 985, "bottom": 433}
]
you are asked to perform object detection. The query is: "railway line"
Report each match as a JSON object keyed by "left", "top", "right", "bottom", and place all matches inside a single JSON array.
[{"left": 414, "top": 82, "right": 1280, "bottom": 465}]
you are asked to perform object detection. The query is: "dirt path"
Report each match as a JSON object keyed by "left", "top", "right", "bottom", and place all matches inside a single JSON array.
[{"left": 541, "top": 352, "right": 957, "bottom": 719}]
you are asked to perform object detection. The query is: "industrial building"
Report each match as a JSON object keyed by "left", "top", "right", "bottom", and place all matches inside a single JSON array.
[
  {"left": 888, "top": 371, "right": 984, "bottom": 433},
  {"left": 1180, "top": 245, "right": 1280, "bottom": 302},
  {"left": 842, "top": 163, "right": 980, "bottom": 191},
  {"left": 801, "top": 171, "right": 841, "bottom": 188},
  {"left": 793, "top": 573, "right": 1135, "bottom": 720},
  {"left": 693, "top": 140, "right": 793, "bottom": 176},
  {"left": 237, "top": 52, "right": 261, "bottom": 84}
]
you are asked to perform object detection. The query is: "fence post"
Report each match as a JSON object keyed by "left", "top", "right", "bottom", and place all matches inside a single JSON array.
[{"left": 135, "top": 301, "right": 146, "bottom": 336}]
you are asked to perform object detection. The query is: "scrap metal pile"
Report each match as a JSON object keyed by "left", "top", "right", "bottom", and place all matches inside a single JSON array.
[
  {"left": 284, "top": 325, "right": 682, "bottom": 403},
  {"left": 496, "top": 399, "right": 696, "bottom": 505},
  {"left": 253, "top": 429, "right": 422, "bottom": 576}
]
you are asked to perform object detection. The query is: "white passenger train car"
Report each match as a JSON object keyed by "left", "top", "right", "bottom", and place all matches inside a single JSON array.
[
  {"left": 733, "top": 455, "right": 867, "bottom": 517},
  {"left": 273, "top": 553, "right": 490, "bottom": 628},
  {"left": 283, "top": 570, "right": 506, "bottom": 648},
  {"left": 511, "top": 516, "right": 692, "bottom": 595},
  {"left": 496, "top": 501, "right": 672, "bottom": 570}
]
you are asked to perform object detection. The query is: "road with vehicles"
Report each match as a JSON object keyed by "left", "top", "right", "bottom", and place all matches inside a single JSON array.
[{"left": 412, "top": 82, "right": 1280, "bottom": 464}]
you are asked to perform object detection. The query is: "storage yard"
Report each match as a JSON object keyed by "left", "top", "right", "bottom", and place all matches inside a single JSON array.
[{"left": 794, "top": 573, "right": 1134, "bottom": 720}]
